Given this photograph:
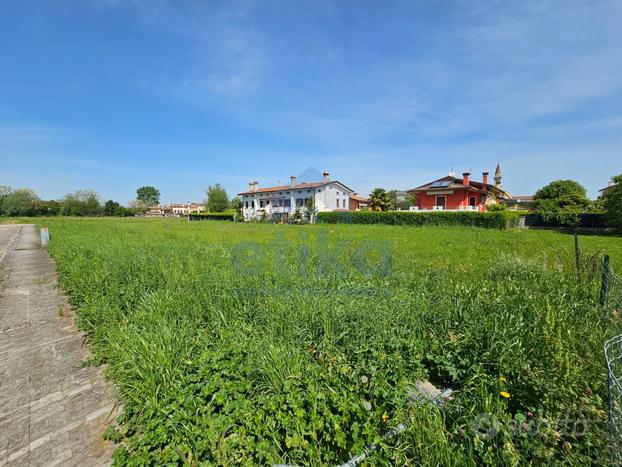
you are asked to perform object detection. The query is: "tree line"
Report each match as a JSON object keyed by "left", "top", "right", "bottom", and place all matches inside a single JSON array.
[
  {"left": 0, "top": 183, "right": 243, "bottom": 217},
  {"left": 0, "top": 186, "right": 135, "bottom": 217}
]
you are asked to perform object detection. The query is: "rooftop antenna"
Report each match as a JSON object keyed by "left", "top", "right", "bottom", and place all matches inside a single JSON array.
[{"left": 449, "top": 160, "right": 456, "bottom": 178}]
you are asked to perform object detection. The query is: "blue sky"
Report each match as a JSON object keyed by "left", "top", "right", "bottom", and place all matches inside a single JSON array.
[{"left": 1, "top": 0, "right": 621, "bottom": 203}]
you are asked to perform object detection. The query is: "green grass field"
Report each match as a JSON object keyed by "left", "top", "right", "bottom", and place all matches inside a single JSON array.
[{"left": 32, "top": 218, "right": 622, "bottom": 465}]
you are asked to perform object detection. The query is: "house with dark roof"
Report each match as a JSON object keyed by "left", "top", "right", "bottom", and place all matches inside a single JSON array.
[
  {"left": 407, "top": 164, "right": 510, "bottom": 212},
  {"left": 238, "top": 172, "right": 355, "bottom": 221},
  {"left": 599, "top": 180, "right": 618, "bottom": 197}
]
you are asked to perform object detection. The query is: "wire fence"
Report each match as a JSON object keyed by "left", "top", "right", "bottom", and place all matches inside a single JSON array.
[
  {"left": 603, "top": 260, "right": 622, "bottom": 310},
  {"left": 603, "top": 258, "right": 622, "bottom": 465},
  {"left": 606, "top": 333, "right": 622, "bottom": 465}
]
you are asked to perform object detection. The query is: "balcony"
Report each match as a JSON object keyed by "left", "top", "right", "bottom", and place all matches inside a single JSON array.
[{"left": 270, "top": 206, "right": 292, "bottom": 214}]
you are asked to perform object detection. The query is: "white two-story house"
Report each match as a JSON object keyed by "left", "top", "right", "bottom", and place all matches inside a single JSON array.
[{"left": 239, "top": 172, "right": 355, "bottom": 221}]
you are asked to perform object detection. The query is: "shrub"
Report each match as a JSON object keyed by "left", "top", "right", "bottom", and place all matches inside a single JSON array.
[
  {"left": 487, "top": 202, "right": 506, "bottom": 212},
  {"left": 603, "top": 174, "right": 622, "bottom": 228},
  {"left": 316, "top": 210, "right": 521, "bottom": 229},
  {"left": 533, "top": 180, "right": 590, "bottom": 227},
  {"left": 189, "top": 212, "right": 236, "bottom": 221}
]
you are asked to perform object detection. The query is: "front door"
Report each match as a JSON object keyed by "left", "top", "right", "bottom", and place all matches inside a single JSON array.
[{"left": 435, "top": 196, "right": 446, "bottom": 209}]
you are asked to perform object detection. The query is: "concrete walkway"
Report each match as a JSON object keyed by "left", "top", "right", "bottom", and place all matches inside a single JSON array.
[{"left": 0, "top": 225, "right": 115, "bottom": 466}]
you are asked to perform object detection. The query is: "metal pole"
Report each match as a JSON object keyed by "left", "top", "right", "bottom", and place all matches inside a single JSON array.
[{"left": 601, "top": 255, "right": 611, "bottom": 306}]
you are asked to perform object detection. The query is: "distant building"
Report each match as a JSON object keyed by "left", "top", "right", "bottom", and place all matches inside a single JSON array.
[
  {"left": 238, "top": 172, "right": 355, "bottom": 221},
  {"left": 395, "top": 190, "right": 408, "bottom": 203},
  {"left": 407, "top": 163, "right": 510, "bottom": 212},
  {"left": 169, "top": 202, "right": 205, "bottom": 215},
  {"left": 505, "top": 195, "right": 535, "bottom": 211},
  {"left": 599, "top": 180, "right": 618, "bottom": 197},
  {"left": 144, "top": 202, "right": 204, "bottom": 217},
  {"left": 144, "top": 206, "right": 169, "bottom": 217},
  {"left": 349, "top": 194, "right": 369, "bottom": 211}
]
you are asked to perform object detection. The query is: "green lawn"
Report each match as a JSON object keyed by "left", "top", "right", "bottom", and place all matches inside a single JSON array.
[{"left": 32, "top": 218, "right": 622, "bottom": 465}]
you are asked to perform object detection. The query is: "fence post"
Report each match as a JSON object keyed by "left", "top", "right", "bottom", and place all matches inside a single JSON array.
[
  {"left": 40, "top": 227, "right": 50, "bottom": 247},
  {"left": 601, "top": 255, "right": 611, "bottom": 306}
]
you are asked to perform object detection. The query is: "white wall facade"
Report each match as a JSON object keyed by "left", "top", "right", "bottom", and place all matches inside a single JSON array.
[{"left": 241, "top": 182, "right": 352, "bottom": 221}]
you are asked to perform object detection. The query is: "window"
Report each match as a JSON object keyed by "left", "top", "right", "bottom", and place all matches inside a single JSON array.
[
  {"left": 284, "top": 199, "right": 291, "bottom": 207},
  {"left": 245, "top": 201, "right": 249, "bottom": 208},
  {"left": 469, "top": 196, "right": 476, "bottom": 207},
  {"left": 435, "top": 196, "right": 446, "bottom": 208},
  {"left": 343, "top": 199, "right": 347, "bottom": 208},
  {"left": 296, "top": 198, "right": 304, "bottom": 207}
]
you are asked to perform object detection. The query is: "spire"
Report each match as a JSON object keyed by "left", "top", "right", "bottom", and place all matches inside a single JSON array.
[{"left": 494, "top": 161, "right": 502, "bottom": 188}]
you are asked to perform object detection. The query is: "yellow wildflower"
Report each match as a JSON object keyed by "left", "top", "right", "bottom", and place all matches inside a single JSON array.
[{"left": 500, "top": 391, "right": 511, "bottom": 399}]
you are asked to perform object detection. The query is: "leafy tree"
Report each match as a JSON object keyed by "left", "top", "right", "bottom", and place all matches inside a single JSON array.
[
  {"left": 104, "top": 200, "right": 121, "bottom": 216},
  {"left": 368, "top": 188, "right": 394, "bottom": 211},
  {"left": 603, "top": 174, "right": 622, "bottom": 228},
  {"left": 103, "top": 199, "right": 134, "bottom": 216},
  {"left": 229, "top": 196, "right": 243, "bottom": 212},
  {"left": 387, "top": 190, "right": 399, "bottom": 210},
  {"left": 290, "top": 207, "right": 303, "bottom": 224},
  {"left": 1, "top": 188, "right": 39, "bottom": 216},
  {"left": 304, "top": 197, "right": 318, "bottom": 224},
  {"left": 487, "top": 202, "right": 507, "bottom": 212},
  {"left": 33, "top": 199, "right": 61, "bottom": 216},
  {"left": 533, "top": 180, "right": 590, "bottom": 226},
  {"left": 61, "top": 189, "right": 102, "bottom": 216},
  {"left": 0, "top": 185, "right": 12, "bottom": 198},
  {"left": 206, "top": 183, "right": 229, "bottom": 212},
  {"left": 136, "top": 186, "right": 160, "bottom": 206},
  {"left": 0, "top": 186, "right": 12, "bottom": 215},
  {"left": 396, "top": 193, "right": 417, "bottom": 210},
  {"left": 129, "top": 199, "right": 152, "bottom": 214}
]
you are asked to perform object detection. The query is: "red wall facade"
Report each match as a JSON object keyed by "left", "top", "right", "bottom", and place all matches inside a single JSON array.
[{"left": 416, "top": 188, "right": 486, "bottom": 211}]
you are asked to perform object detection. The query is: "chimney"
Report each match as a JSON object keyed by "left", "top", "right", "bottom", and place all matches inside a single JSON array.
[
  {"left": 462, "top": 172, "right": 470, "bottom": 186},
  {"left": 482, "top": 172, "right": 489, "bottom": 191},
  {"left": 323, "top": 171, "right": 330, "bottom": 182},
  {"left": 248, "top": 181, "right": 258, "bottom": 192},
  {"left": 290, "top": 176, "right": 297, "bottom": 188}
]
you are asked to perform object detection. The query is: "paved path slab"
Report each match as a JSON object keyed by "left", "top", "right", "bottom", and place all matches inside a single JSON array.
[{"left": 0, "top": 225, "right": 116, "bottom": 466}]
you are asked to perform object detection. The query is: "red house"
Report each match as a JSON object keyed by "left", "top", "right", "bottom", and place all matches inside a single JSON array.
[{"left": 407, "top": 164, "right": 509, "bottom": 212}]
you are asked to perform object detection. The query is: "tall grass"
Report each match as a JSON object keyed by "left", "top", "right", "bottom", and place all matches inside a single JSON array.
[{"left": 42, "top": 218, "right": 622, "bottom": 465}]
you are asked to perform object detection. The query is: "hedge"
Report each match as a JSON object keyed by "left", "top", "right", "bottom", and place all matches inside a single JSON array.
[
  {"left": 316, "top": 210, "right": 521, "bottom": 229},
  {"left": 523, "top": 213, "right": 606, "bottom": 228},
  {"left": 188, "top": 212, "right": 236, "bottom": 221}
]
